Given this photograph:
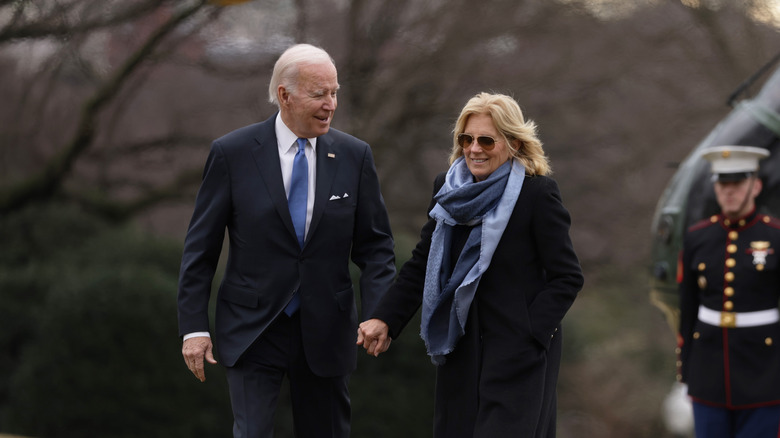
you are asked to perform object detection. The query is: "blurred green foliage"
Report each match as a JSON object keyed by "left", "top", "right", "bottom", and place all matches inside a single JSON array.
[
  {"left": 0, "top": 203, "right": 231, "bottom": 437},
  {"left": 0, "top": 204, "right": 435, "bottom": 437}
]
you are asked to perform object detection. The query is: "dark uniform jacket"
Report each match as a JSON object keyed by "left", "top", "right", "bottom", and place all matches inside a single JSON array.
[{"left": 679, "top": 209, "right": 780, "bottom": 408}]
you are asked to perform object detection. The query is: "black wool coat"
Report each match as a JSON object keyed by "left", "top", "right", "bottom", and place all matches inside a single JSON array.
[{"left": 372, "top": 171, "right": 583, "bottom": 438}]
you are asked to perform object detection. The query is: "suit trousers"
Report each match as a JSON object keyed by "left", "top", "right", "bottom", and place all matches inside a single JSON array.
[{"left": 225, "top": 312, "right": 351, "bottom": 438}]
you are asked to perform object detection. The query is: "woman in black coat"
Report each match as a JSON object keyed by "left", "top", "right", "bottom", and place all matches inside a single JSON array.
[{"left": 358, "top": 92, "right": 583, "bottom": 437}]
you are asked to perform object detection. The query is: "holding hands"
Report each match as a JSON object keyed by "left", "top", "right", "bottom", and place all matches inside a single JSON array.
[{"left": 356, "top": 319, "right": 392, "bottom": 357}]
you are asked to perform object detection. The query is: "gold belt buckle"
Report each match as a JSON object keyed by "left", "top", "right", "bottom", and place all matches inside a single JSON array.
[{"left": 720, "top": 311, "right": 737, "bottom": 328}]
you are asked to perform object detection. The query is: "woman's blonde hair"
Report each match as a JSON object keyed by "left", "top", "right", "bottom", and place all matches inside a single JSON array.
[{"left": 449, "top": 92, "right": 550, "bottom": 176}]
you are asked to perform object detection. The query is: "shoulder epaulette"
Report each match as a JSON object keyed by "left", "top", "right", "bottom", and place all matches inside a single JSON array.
[
  {"left": 758, "top": 214, "right": 780, "bottom": 229},
  {"left": 687, "top": 215, "right": 719, "bottom": 232}
]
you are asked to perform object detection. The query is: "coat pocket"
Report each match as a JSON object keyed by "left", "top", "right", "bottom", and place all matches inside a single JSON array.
[
  {"left": 335, "top": 287, "right": 354, "bottom": 311},
  {"left": 219, "top": 282, "right": 259, "bottom": 308}
]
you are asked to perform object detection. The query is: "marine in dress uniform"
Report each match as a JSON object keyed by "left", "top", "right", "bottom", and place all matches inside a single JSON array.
[{"left": 678, "top": 145, "right": 780, "bottom": 438}]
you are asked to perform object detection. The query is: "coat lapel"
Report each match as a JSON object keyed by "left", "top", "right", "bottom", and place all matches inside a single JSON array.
[
  {"left": 307, "top": 133, "right": 339, "bottom": 241},
  {"left": 251, "top": 121, "right": 298, "bottom": 241}
]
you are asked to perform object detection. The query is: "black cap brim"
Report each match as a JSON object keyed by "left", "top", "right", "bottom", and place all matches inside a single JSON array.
[{"left": 714, "top": 172, "right": 754, "bottom": 182}]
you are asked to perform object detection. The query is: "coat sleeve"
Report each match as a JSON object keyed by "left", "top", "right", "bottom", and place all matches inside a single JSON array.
[
  {"left": 177, "top": 141, "right": 231, "bottom": 337},
  {"left": 677, "top": 234, "right": 700, "bottom": 383},
  {"left": 370, "top": 173, "right": 444, "bottom": 339},
  {"left": 349, "top": 144, "right": 397, "bottom": 319},
  {"left": 528, "top": 177, "right": 584, "bottom": 350}
]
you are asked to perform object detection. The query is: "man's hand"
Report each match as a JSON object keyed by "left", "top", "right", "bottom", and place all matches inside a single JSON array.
[
  {"left": 182, "top": 336, "right": 217, "bottom": 382},
  {"left": 357, "top": 319, "right": 392, "bottom": 357}
]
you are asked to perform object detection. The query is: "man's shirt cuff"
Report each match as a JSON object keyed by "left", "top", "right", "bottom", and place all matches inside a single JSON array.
[{"left": 183, "top": 331, "right": 211, "bottom": 341}]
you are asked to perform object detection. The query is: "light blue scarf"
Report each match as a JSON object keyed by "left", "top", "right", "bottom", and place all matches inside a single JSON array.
[{"left": 421, "top": 157, "right": 525, "bottom": 365}]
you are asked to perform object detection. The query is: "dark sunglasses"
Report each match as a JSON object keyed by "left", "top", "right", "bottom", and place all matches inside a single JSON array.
[{"left": 457, "top": 133, "right": 498, "bottom": 151}]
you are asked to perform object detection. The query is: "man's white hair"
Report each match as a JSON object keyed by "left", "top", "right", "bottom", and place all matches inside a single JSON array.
[{"left": 268, "top": 44, "right": 335, "bottom": 107}]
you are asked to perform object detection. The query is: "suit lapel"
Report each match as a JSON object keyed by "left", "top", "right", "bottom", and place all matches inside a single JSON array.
[
  {"left": 307, "top": 133, "right": 339, "bottom": 241},
  {"left": 251, "top": 120, "right": 298, "bottom": 241}
]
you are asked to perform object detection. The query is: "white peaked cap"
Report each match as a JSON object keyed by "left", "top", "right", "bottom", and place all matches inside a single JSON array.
[{"left": 700, "top": 145, "right": 769, "bottom": 180}]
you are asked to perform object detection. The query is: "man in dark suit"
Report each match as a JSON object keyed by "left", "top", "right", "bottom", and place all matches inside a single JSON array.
[
  {"left": 177, "top": 43, "right": 395, "bottom": 438},
  {"left": 679, "top": 145, "right": 780, "bottom": 437}
]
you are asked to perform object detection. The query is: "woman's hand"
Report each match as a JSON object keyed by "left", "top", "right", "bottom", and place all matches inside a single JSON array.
[{"left": 357, "top": 319, "right": 392, "bottom": 357}]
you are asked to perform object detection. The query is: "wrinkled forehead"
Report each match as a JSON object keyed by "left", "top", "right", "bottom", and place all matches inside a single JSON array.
[{"left": 297, "top": 62, "right": 338, "bottom": 87}]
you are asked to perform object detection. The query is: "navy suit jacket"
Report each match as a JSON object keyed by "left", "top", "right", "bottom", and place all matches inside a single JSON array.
[{"left": 177, "top": 114, "right": 395, "bottom": 377}]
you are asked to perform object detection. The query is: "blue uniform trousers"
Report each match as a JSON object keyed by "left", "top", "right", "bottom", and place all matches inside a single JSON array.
[{"left": 693, "top": 402, "right": 780, "bottom": 438}]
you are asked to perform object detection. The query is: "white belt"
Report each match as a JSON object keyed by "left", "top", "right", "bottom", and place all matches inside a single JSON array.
[{"left": 698, "top": 305, "right": 780, "bottom": 328}]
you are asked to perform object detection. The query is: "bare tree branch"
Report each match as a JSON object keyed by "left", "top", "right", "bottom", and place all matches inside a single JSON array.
[
  {"left": 98, "top": 135, "right": 213, "bottom": 157},
  {"left": 64, "top": 166, "right": 203, "bottom": 222},
  {"left": 0, "top": 0, "right": 212, "bottom": 214},
  {"left": 0, "top": 0, "right": 168, "bottom": 43}
]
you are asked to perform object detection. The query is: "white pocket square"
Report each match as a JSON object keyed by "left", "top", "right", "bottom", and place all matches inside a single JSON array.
[{"left": 329, "top": 193, "right": 349, "bottom": 201}]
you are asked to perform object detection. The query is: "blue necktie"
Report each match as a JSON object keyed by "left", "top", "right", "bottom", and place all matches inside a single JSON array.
[{"left": 285, "top": 137, "right": 308, "bottom": 315}]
